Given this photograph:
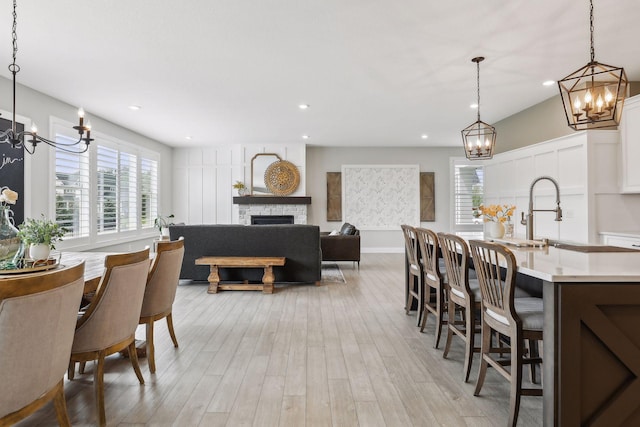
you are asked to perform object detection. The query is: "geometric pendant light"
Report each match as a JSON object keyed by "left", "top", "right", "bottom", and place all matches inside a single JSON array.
[
  {"left": 461, "top": 56, "right": 496, "bottom": 160},
  {"left": 558, "top": 0, "right": 628, "bottom": 130}
]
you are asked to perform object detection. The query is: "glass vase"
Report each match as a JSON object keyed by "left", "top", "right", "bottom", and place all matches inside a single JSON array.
[{"left": 0, "top": 207, "right": 21, "bottom": 262}]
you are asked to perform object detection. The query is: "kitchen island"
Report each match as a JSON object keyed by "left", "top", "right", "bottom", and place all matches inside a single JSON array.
[{"left": 477, "top": 241, "right": 640, "bottom": 426}]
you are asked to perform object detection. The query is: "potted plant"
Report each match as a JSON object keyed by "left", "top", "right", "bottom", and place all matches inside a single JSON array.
[
  {"left": 154, "top": 214, "right": 175, "bottom": 239},
  {"left": 17, "top": 215, "right": 66, "bottom": 260},
  {"left": 233, "top": 181, "right": 248, "bottom": 196}
]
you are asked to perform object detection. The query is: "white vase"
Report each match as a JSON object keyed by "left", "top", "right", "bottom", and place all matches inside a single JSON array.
[
  {"left": 487, "top": 221, "right": 505, "bottom": 238},
  {"left": 29, "top": 243, "right": 51, "bottom": 261}
]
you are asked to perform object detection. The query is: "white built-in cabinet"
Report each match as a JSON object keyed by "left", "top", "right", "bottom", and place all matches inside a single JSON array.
[
  {"left": 620, "top": 94, "right": 640, "bottom": 193},
  {"left": 172, "top": 144, "right": 306, "bottom": 225},
  {"left": 600, "top": 232, "right": 640, "bottom": 249},
  {"left": 483, "top": 131, "right": 619, "bottom": 244}
]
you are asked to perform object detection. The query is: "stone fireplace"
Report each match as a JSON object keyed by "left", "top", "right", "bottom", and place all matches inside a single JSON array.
[{"left": 233, "top": 196, "right": 311, "bottom": 225}]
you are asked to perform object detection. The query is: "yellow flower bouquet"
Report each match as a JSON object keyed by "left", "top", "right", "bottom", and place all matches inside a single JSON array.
[{"left": 478, "top": 204, "right": 515, "bottom": 223}]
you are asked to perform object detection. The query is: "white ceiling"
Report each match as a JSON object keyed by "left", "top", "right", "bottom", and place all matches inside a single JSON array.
[{"left": 1, "top": 0, "right": 639, "bottom": 149}]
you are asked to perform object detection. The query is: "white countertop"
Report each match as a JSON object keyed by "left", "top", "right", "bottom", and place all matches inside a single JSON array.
[{"left": 455, "top": 232, "right": 640, "bottom": 283}]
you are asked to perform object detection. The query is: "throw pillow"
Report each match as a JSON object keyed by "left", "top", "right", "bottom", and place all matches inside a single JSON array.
[
  {"left": 329, "top": 230, "right": 340, "bottom": 236},
  {"left": 341, "top": 224, "right": 356, "bottom": 235}
]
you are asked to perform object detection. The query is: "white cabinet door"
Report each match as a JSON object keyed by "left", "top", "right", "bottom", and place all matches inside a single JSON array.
[
  {"left": 601, "top": 234, "right": 640, "bottom": 249},
  {"left": 621, "top": 95, "right": 640, "bottom": 193}
]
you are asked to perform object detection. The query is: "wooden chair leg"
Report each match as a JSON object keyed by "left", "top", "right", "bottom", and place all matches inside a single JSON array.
[
  {"left": 434, "top": 287, "right": 444, "bottom": 349},
  {"left": 474, "top": 320, "right": 492, "bottom": 396},
  {"left": 128, "top": 340, "right": 145, "bottom": 385},
  {"left": 167, "top": 313, "right": 179, "bottom": 348},
  {"left": 527, "top": 339, "right": 540, "bottom": 384},
  {"left": 442, "top": 299, "right": 456, "bottom": 359},
  {"left": 53, "top": 380, "right": 71, "bottom": 427},
  {"left": 79, "top": 361, "right": 86, "bottom": 374},
  {"left": 67, "top": 360, "right": 75, "bottom": 380},
  {"left": 416, "top": 278, "right": 424, "bottom": 327},
  {"left": 146, "top": 321, "right": 156, "bottom": 374},
  {"left": 463, "top": 305, "right": 475, "bottom": 383},
  {"left": 405, "top": 291, "right": 414, "bottom": 315},
  {"left": 508, "top": 337, "right": 524, "bottom": 427},
  {"left": 94, "top": 353, "right": 106, "bottom": 427},
  {"left": 419, "top": 300, "right": 428, "bottom": 332}
]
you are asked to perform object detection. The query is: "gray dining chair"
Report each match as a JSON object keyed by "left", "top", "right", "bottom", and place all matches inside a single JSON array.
[
  {"left": 139, "top": 237, "right": 185, "bottom": 373},
  {"left": 68, "top": 249, "right": 151, "bottom": 427},
  {"left": 0, "top": 262, "right": 85, "bottom": 426}
]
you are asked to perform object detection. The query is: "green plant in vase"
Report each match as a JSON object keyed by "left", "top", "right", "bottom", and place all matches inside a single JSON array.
[
  {"left": 154, "top": 214, "right": 175, "bottom": 238},
  {"left": 17, "top": 215, "right": 66, "bottom": 261}
]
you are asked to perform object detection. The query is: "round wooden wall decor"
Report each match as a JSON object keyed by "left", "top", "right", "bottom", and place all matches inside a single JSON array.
[{"left": 264, "top": 160, "right": 300, "bottom": 196}]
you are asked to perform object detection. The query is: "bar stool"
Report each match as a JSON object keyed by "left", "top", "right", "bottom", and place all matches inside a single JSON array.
[
  {"left": 469, "top": 240, "right": 543, "bottom": 427},
  {"left": 437, "top": 232, "right": 482, "bottom": 382},
  {"left": 415, "top": 227, "right": 447, "bottom": 348},
  {"left": 401, "top": 224, "right": 423, "bottom": 326}
]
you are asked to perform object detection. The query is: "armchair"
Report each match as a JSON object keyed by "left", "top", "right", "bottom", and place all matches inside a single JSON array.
[{"left": 320, "top": 222, "right": 361, "bottom": 268}]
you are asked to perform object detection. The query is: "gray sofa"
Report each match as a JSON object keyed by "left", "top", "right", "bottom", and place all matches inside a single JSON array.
[{"left": 169, "top": 224, "right": 321, "bottom": 284}]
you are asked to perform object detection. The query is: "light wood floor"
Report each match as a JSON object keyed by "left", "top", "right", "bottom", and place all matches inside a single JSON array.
[{"left": 21, "top": 253, "right": 543, "bottom": 426}]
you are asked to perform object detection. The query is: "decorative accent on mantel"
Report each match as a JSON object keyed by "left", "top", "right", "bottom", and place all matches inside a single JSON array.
[{"left": 233, "top": 196, "right": 311, "bottom": 205}]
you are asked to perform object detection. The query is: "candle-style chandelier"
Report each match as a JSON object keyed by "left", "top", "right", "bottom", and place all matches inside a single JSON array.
[
  {"left": 0, "top": 0, "right": 93, "bottom": 154},
  {"left": 461, "top": 56, "right": 496, "bottom": 160},
  {"left": 558, "top": 0, "right": 628, "bottom": 131}
]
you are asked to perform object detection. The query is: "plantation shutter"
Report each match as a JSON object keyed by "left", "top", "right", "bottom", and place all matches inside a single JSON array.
[
  {"left": 454, "top": 164, "right": 483, "bottom": 226},
  {"left": 55, "top": 138, "right": 90, "bottom": 237},
  {"left": 96, "top": 145, "right": 118, "bottom": 233},
  {"left": 140, "top": 157, "right": 158, "bottom": 230}
]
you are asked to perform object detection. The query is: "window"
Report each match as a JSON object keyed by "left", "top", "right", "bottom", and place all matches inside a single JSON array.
[
  {"left": 54, "top": 121, "right": 160, "bottom": 246},
  {"left": 55, "top": 140, "right": 90, "bottom": 238},
  {"left": 453, "top": 162, "right": 484, "bottom": 230},
  {"left": 140, "top": 157, "right": 158, "bottom": 229}
]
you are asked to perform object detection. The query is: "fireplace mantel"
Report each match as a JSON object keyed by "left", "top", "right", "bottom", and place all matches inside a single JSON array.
[{"left": 233, "top": 196, "right": 311, "bottom": 205}]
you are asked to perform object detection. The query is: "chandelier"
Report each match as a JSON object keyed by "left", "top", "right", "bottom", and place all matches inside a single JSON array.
[
  {"left": 558, "top": 0, "right": 628, "bottom": 131},
  {"left": 461, "top": 56, "right": 496, "bottom": 160},
  {"left": 0, "top": 0, "right": 92, "bottom": 154}
]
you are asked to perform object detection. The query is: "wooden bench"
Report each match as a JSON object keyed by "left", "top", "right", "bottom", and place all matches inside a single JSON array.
[{"left": 195, "top": 256, "right": 286, "bottom": 294}]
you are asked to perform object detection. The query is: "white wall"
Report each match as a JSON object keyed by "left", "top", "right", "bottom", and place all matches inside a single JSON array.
[
  {"left": 0, "top": 76, "right": 174, "bottom": 251},
  {"left": 172, "top": 144, "right": 306, "bottom": 225},
  {"left": 306, "top": 146, "right": 461, "bottom": 252}
]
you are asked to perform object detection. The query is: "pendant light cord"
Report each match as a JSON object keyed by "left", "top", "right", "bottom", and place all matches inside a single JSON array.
[
  {"left": 476, "top": 59, "right": 481, "bottom": 122},
  {"left": 589, "top": 0, "right": 595, "bottom": 63},
  {"left": 9, "top": 0, "right": 19, "bottom": 74}
]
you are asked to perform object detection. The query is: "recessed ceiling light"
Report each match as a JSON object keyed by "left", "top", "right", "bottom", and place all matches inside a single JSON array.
[
  {"left": 298, "top": 104, "right": 310, "bottom": 110},
  {"left": 421, "top": 134, "right": 428, "bottom": 139},
  {"left": 185, "top": 136, "right": 192, "bottom": 140},
  {"left": 302, "top": 135, "right": 310, "bottom": 139},
  {"left": 128, "top": 105, "right": 141, "bottom": 111},
  {"left": 543, "top": 80, "right": 556, "bottom": 86},
  {"left": 470, "top": 103, "right": 478, "bottom": 109}
]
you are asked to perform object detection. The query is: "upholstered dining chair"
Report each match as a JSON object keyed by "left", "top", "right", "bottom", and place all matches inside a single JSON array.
[
  {"left": 0, "top": 262, "right": 85, "bottom": 427},
  {"left": 469, "top": 240, "right": 543, "bottom": 427},
  {"left": 139, "top": 237, "right": 185, "bottom": 373},
  {"left": 437, "top": 233, "right": 482, "bottom": 383},
  {"left": 414, "top": 227, "right": 448, "bottom": 348},
  {"left": 68, "top": 249, "right": 151, "bottom": 427},
  {"left": 401, "top": 224, "right": 423, "bottom": 326}
]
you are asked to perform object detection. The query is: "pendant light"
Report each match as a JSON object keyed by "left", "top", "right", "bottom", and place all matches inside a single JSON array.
[
  {"left": 461, "top": 57, "right": 496, "bottom": 160},
  {"left": 558, "top": 0, "right": 628, "bottom": 130},
  {"left": 0, "top": 0, "right": 93, "bottom": 154}
]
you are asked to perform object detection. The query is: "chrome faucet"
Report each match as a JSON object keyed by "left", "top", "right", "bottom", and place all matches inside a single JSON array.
[{"left": 520, "top": 176, "right": 562, "bottom": 241}]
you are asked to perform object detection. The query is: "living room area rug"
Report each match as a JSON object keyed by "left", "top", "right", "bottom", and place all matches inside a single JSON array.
[{"left": 321, "top": 262, "right": 346, "bottom": 284}]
